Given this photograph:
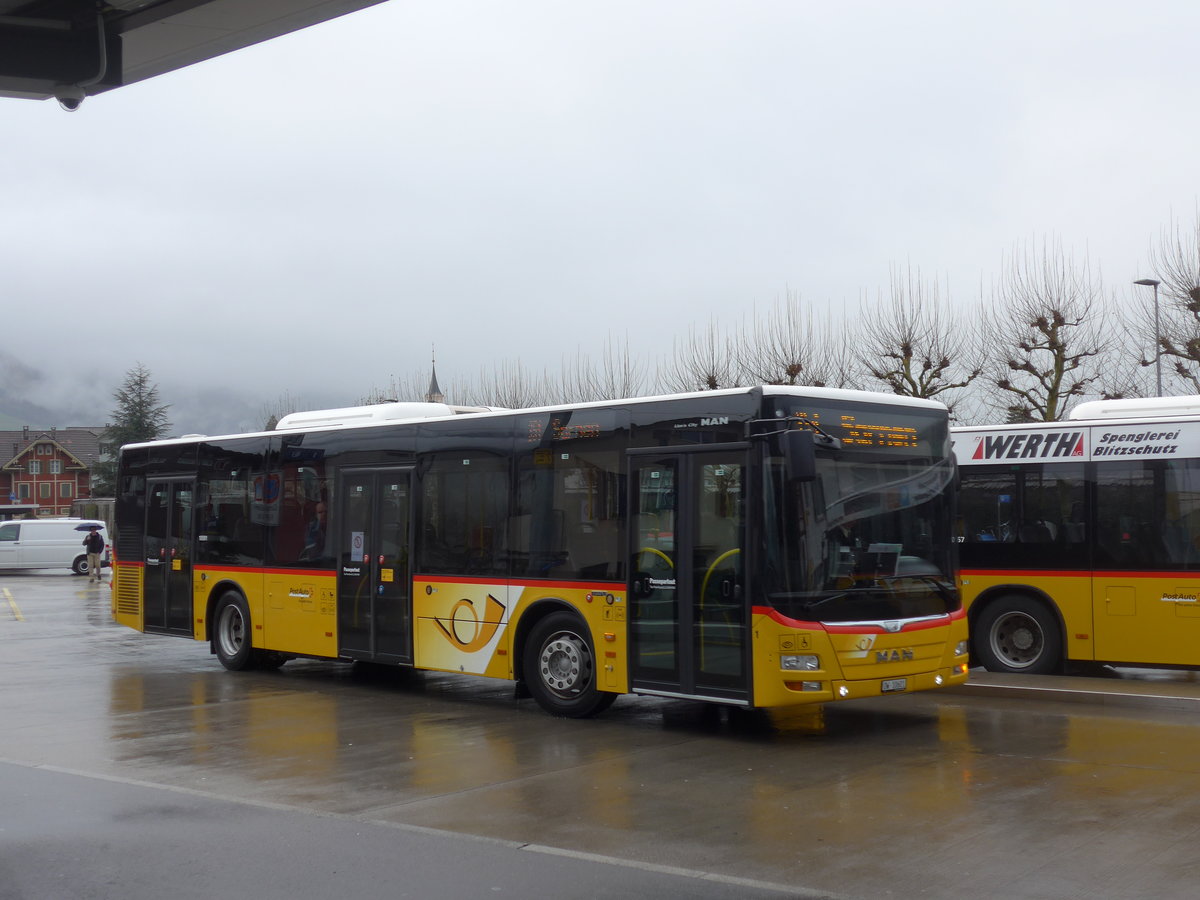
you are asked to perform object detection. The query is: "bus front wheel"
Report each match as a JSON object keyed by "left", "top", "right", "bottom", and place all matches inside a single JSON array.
[
  {"left": 523, "top": 612, "right": 616, "bottom": 718},
  {"left": 213, "top": 592, "right": 256, "bottom": 671},
  {"left": 974, "top": 596, "right": 1061, "bottom": 675}
]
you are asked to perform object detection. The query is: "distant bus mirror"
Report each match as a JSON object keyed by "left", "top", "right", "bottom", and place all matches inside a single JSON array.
[{"left": 783, "top": 430, "right": 817, "bottom": 482}]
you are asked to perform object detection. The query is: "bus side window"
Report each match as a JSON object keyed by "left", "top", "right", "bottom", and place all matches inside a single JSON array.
[
  {"left": 418, "top": 453, "right": 508, "bottom": 577},
  {"left": 1095, "top": 462, "right": 1159, "bottom": 568},
  {"left": 1165, "top": 460, "right": 1200, "bottom": 568},
  {"left": 958, "top": 472, "right": 1016, "bottom": 542}
]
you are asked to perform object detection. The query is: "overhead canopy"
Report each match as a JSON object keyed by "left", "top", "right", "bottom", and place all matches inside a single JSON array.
[{"left": 0, "top": 0, "right": 387, "bottom": 105}]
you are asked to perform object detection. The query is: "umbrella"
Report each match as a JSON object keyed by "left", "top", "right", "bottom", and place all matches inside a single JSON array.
[{"left": 74, "top": 523, "right": 103, "bottom": 531}]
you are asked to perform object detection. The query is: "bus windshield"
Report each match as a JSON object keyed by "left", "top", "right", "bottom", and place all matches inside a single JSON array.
[{"left": 761, "top": 406, "right": 959, "bottom": 624}]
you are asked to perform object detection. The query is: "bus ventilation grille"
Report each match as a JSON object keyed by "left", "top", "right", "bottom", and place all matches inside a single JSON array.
[
  {"left": 115, "top": 572, "right": 142, "bottom": 617},
  {"left": 115, "top": 525, "right": 144, "bottom": 561}
]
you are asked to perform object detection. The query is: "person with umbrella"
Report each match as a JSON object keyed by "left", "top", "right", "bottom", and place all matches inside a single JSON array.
[{"left": 81, "top": 526, "right": 105, "bottom": 583}]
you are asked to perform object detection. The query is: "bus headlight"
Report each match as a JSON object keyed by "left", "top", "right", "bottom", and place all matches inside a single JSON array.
[
  {"left": 954, "top": 640, "right": 969, "bottom": 656},
  {"left": 780, "top": 654, "right": 820, "bottom": 671}
]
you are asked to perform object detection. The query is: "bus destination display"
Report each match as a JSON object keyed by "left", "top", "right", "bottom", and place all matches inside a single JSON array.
[{"left": 791, "top": 411, "right": 921, "bottom": 450}]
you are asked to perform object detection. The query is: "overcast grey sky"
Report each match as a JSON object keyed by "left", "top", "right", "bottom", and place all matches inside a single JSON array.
[{"left": 3, "top": 1, "right": 1197, "bottom": 433}]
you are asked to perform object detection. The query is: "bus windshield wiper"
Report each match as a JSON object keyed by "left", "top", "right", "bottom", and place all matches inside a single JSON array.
[{"left": 876, "top": 573, "right": 955, "bottom": 602}]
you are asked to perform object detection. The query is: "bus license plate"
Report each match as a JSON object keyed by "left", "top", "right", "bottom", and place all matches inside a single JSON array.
[{"left": 881, "top": 678, "right": 907, "bottom": 693}]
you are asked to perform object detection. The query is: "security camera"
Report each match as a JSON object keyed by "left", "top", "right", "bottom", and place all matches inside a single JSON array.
[{"left": 54, "top": 85, "right": 86, "bottom": 112}]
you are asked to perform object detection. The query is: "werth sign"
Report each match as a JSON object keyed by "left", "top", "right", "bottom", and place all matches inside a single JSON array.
[
  {"left": 955, "top": 423, "right": 1200, "bottom": 466},
  {"left": 968, "top": 431, "right": 1085, "bottom": 462}
]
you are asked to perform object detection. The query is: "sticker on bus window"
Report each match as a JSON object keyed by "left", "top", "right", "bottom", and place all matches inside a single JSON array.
[{"left": 351, "top": 532, "right": 364, "bottom": 562}]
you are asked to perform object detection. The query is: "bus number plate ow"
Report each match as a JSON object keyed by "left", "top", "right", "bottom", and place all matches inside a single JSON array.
[{"left": 881, "top": 678, "right": 907, "bottom": 693}]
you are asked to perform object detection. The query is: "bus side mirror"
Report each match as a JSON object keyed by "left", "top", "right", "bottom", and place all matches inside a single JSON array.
[{"left": 783, "top": 430, "right": 817, "bottom": 482}]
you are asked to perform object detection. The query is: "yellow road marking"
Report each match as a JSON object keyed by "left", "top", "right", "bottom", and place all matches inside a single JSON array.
[{"left": 3, "top": 587, "right": 24, "bottom": 621}]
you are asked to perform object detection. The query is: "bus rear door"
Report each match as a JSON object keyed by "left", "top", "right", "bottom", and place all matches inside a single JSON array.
[{"left": 143, "top": 478, "right": 195, "bottom": 635}]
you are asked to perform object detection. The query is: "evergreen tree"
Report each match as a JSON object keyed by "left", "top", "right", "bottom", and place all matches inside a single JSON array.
[{"left": 92, "top": 364, "right": 171, "bottom": 495}]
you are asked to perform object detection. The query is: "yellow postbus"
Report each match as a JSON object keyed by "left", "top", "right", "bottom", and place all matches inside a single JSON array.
[
  {"left": 111, "top": 386, "right": 968, "bottom": 717},
  {"left": 955, "top": 396, "right": 1200, "bottom": 674}
]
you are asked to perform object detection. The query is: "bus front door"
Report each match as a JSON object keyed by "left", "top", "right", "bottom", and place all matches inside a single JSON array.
[
  {"left": 143, "top": 478, "right": 195, "bottom": 635},
  {"left": 336, "top": 467, "right": 413, "bottom": 664},
  {"left": 628, "top": 450, "right": 748, "bottom": 704}
]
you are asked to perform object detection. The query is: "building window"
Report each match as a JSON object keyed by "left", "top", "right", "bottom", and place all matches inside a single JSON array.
[
  {"left": 37, "top": 444, "right": 51, "bottom": 455},
  {"left": 28, "top": 460, "right": 40, "bottom": 475},
  {"left": 17, "top": 484, "right": 29, "bottom": 499},
  {"left": 60, "top": 483, "right": 73, "bottom": 498},
  {"left": 50, "top": 460, "right": 63, "bottom": 475},
  {"left": 39, "top": 483, "right": 51, "bottom": 499}
]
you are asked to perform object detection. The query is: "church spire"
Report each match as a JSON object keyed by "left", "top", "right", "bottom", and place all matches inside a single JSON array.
[{"left": 425, "top": 346, "right": 444, "bottom": 404}]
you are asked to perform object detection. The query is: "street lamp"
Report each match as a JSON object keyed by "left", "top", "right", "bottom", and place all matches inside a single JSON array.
[{"left": 1134, "top": 278, "right": 1163, "bottom": 396}]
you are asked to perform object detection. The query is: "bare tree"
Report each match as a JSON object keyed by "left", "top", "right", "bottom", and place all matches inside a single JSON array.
[
  {"left": 463, "top": 359, "right": 559, "bottom": 409},
  {"left": 857, "top": 267, "right": 983, "bottom": 417},
  {"left": 1146, "top": 215, "right": 1200, "bottom": 392},
  {"left": 560, "top": 333, "right": 653, "bottom": 402},
  {"left": 659, "top": 317, "right": 741, "bottom": 392},
  {"left": 737, "top": 291, "right": 849, "bottom": 388},
  {"left": 985, "top": 240, "right": 1111, "bottom": 422}
]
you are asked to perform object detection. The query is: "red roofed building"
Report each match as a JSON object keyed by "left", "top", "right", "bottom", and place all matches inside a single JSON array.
[{"left": 0, "top": 427, "right": 103, "bottom": 518}]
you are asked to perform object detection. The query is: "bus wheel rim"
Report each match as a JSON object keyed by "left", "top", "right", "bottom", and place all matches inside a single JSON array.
[
  {"left": 219, "top": 605, "right": 244, "bottom": 657},
  {"left": 992, "top": 611, "right": 1042, "bottom": 667},
  {"left": 539, "top": 632, "right": 590, "bottom": 697}
]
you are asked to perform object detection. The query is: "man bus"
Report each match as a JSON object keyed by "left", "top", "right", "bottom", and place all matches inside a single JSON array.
[
  {"left": 955, "top": 396, "right": 1200, "bottom": 674},
  {"left": 111, "top": 386, "right": 968, "bottom": 717}
]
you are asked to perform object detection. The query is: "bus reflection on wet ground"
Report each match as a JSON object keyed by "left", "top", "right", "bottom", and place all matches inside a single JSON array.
[{"left": 4, "top": 574, "right": 1200, "bottom": 900}]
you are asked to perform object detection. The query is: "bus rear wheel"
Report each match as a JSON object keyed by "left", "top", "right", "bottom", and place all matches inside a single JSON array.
[
  {"left": 214, "top": 592, "right": 256, "bottom": 671},
  {"left": 974, "top": 596, "right": 1061, "bottom": 675},
  {"left": 524, "top": 612, "right": 615, "bottom": 718}
]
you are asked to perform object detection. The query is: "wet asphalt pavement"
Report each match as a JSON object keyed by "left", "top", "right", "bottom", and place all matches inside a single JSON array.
[{"left": 3, "top": 573, "right": 1200, "bottom": 899}]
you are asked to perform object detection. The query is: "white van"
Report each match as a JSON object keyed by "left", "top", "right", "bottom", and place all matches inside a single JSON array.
[{"left": 0, "top": 518, "right": 110, "bottom": 575}]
